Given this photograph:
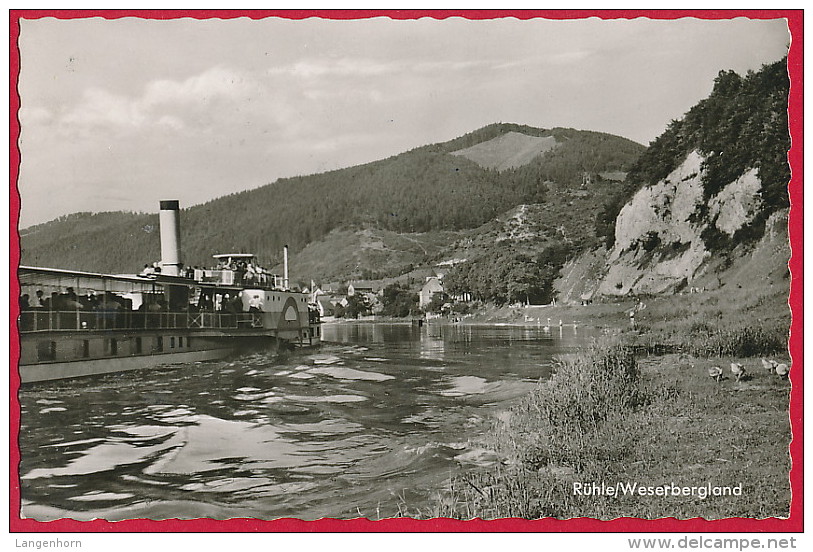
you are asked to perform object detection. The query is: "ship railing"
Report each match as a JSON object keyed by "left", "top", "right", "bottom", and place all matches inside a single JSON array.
[{"left": 18, "top": 310, "right": 264, "bottom": 333}]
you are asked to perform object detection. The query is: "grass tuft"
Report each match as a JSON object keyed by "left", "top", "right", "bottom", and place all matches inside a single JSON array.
[{"left": 420, "top": 339, "right": 791, "bottom": 520}]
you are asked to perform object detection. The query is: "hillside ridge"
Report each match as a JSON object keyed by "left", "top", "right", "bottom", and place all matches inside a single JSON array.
[
  {"left": 20, "top": 123, "right": 645, "bottom": 279},
  {"left": 450, "top": 132, "right": 558, "bottom": 171},
  {"left": 554, "top": 58, "right": 790, "bottom": 303}
]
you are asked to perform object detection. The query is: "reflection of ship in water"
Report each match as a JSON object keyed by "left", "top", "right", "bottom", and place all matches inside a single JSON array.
[{"left": 17, "top": 200, "right": 321, "bottom": 384}]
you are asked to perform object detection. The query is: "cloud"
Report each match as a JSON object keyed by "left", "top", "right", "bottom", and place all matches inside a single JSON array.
[
  {"left": 280, "top": 58, "right": 395, "bottom": 79},
  {"left": 40, "top": 66, "right": 275, "bottom": 140},
  {"left": 16, "top": 17, "right": 790, "bottom": 227},
  {"left": 142, "top": 66, "right": 255, "bottom": 107},
  {"left": 60, "top": 87, "right": 145, "bottom": 130}
]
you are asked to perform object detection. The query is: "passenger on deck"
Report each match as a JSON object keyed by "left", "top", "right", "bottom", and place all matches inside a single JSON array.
[
  {"left": 63, "top": 298, "right": 84, "bottom": 310},
  {"left": 19, "top": 294, "right": 30, "bottom": 310},
  {"left": 61, "top": 287, "right": 83, "bottom": 310},
  {"left": 99, "top": 292, "right": 123, "bottom": 312},
  {"left": 199, "top": 294, "right": 213, "bottom": 311},
  {"left": 248, "top": 294, "right": 263, "bottom": 312},
  {"left": 43, "top": 292, "right": 61, "bottom": 310},
  {"left": 32, "top": 290, "right": 44, "bottom": 308},
  {"left": 225, "top": 294, "right": 242, "bottom": 314},
  {"left": 84, "top": 291, "right": 100, "bottom": 310}
]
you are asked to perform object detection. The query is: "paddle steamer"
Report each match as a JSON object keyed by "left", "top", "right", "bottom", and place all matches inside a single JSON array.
[{"left": 17, "top": 200, "right": 320, "bottom": 383}]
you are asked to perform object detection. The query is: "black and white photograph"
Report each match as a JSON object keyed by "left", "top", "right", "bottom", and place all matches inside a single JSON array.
[{"left": 10, "top": 10, "right": 800, "bottom": 531}]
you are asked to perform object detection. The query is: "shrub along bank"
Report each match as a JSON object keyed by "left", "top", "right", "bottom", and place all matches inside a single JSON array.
[{"left": 410, "top": 335, "right": 791, "bottom": 520}]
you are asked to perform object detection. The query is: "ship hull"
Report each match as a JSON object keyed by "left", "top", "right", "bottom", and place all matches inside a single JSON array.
[
  {"left": 17, "top": 329, "right": 315, "bottom": 384},
  {"left": 19, "top": 345, "right": 235, "bottom": 384}
]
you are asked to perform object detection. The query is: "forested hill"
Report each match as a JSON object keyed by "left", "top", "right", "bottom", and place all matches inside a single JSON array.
[
  {"left": 595, "top": 58, "right": 790, "bottom": 247},
  {"left": 20, "top": 124, "right": 644, "bottom": 274},
  {"left": 551, "top": 57, "right": 791, "bottom": 303}
]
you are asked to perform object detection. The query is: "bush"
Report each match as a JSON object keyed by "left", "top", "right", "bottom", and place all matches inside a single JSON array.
[
  {"left": 497, "top": 339, "right": 647, "bottom": 472},
  {"left": 380, "top": 283, "right": 418, "bottom": 317},
  {"left": 686, "top": 324, "right": 787, "bottom": 358}
]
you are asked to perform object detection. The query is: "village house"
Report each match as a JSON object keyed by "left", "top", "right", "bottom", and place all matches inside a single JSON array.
[
  {"left": 419, "top": 276, "right": 445, "bottom": 309},
  {"left": 347, "top": 280, "right": 381, "bottom": 297},
  {"left": 316, "top": 296, "right": 338, "bottom": 318}
]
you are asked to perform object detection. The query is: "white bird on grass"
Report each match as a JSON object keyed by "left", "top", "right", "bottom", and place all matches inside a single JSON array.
[
  {"left": 708, "top": 366, "right": 724, "bottom": 382},
  {"left": 761, "top": 358, "right": 777, "bottom": 373},
  {"left": 775, "top": 363, "right": 789, "bottom": 378},
  {"left": 730, "top": 362, "right": 746, "bottom": 382}
]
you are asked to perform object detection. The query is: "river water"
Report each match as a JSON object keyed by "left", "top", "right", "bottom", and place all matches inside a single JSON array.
[{"left": 18, "top": 322, "right": 596, "bottom": 521}]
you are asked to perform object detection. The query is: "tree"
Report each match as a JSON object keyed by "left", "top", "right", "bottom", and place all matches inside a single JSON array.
[
  {"left": 343, "top": 294, "right": 371, "bottom": 319},
  {"left": 381, "top": 283, "right": 418, "bottom": 317},
  {"left": 443, "top": 244, "right": 572, "bottom": 307},
  {"left": 426, "top": 292, "right": 449, "bottom": 314}
]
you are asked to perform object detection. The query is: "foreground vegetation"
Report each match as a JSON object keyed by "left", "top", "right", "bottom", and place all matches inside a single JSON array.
[
  {"left": 394, "top": 275, "right": 792, "bottom": 520},
  {"left": 404, "top": 335, "right": 790, "bottom": 520}
]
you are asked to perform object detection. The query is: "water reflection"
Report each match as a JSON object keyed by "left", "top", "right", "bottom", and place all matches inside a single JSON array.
[{"left": 19, "top": 321, "right": 597, "bottom": 521}]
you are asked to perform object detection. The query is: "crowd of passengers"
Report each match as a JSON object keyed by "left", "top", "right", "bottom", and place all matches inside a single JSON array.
[
  {"left": 139, "top": 260, "right": 272, "bottom": 286},
  {"left": 19, "top": 288, "right": 131, "bottom": 312},
  {"left": 18, "top": 287, "right": 260, "bottom": 332},
  {"left": 20, "top": 286, "right": 318, "bottom": 330},
  {"left": 19, "top": 287, "right": 259, "bottom": 314}
]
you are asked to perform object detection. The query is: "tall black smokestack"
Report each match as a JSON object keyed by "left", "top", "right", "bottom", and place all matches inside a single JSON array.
[{"left": 159, "top": 200, "right": 182, "bottom": 276}]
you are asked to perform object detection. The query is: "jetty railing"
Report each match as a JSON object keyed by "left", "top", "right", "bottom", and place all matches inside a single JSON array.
[{"left": 18, "top": 310, "right": 264, "bottom": 333}]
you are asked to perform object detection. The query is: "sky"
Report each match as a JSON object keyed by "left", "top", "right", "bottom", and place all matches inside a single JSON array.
[{"left": 14, "top": 14, "right": 790, "bottom": 228}]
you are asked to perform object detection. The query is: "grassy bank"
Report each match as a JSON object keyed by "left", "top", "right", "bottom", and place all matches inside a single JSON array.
[
  {"left": 460, "top": 301, "right": 636, "bottom": 328},
  {"left": 390, "top": 277, "right": 793, "bottom": 519},
  {"left": 407, "top": 337, "right": 791, "bottom": 520}
]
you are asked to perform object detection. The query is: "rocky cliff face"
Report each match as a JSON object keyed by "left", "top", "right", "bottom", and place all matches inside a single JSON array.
[{"left": 556, "top": 150, "right": 781, "bottom": 301}]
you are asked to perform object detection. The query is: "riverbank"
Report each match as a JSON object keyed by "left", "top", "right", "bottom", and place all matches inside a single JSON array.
[
  {"left": 405, "top": 344, "right": 791, "bottom": 520},
  {"left": 446, "top": 301, "right": 631, "bottom": 328},
  {"left": 402, "top": 285, "right": 792, "bottom": 519}
]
